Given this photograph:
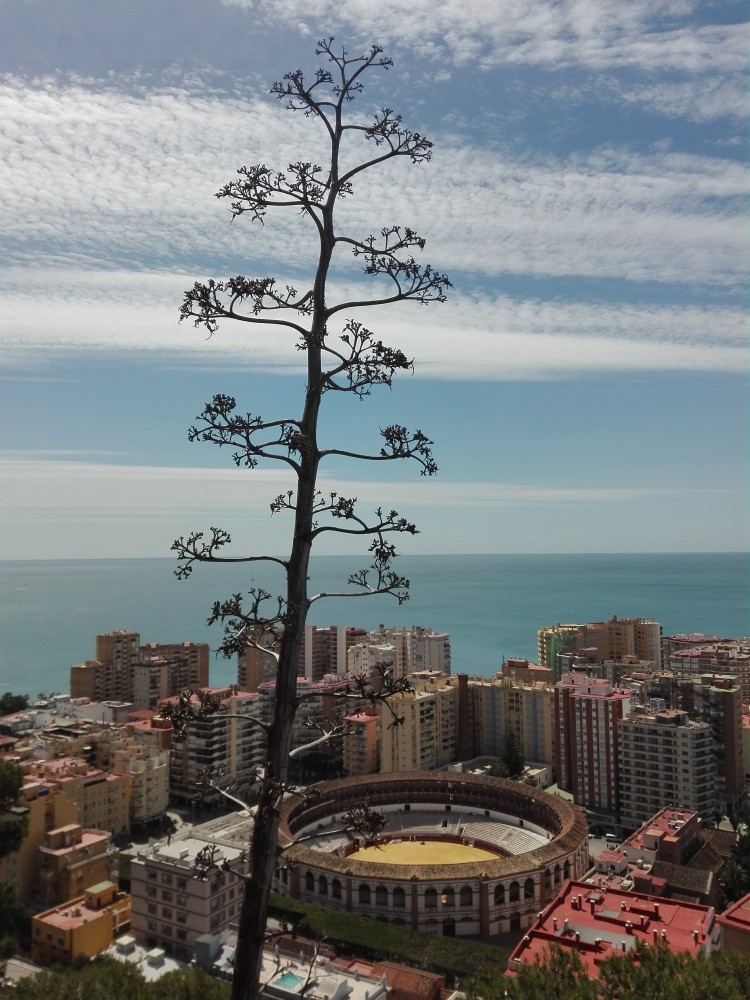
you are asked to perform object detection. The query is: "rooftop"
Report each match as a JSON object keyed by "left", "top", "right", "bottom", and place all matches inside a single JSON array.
[{"left": 507, "top": 879, "right": 716, "bottom": 978}]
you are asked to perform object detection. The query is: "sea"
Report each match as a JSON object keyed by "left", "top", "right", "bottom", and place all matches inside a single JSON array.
[{"left": 1, "top": 553, "right": 748, "bottom": 699}]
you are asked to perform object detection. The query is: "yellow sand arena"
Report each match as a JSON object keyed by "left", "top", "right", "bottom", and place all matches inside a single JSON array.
[{"left": 349, "top": 839, "right": 500, "bottom": 865}]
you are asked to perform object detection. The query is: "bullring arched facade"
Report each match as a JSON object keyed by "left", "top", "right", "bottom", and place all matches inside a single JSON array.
[{"left": 275, "top": 771, "right": 589, "bottom": 938}]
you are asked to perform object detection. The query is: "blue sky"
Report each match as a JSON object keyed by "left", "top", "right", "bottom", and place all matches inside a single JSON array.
[{"left": 0, "top": 0, "right": 747, "bottom": 560}]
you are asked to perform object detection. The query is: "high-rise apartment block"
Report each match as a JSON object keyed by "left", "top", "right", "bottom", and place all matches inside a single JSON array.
[
  {"left": 348, "top": 625, "right": 451, "bottom": 680},
  {"left": 70, "top": 631, "right": 209, "bottom": 709},
  {"left": 237, "top": 625, "right": 368, "bottom": 689},
  {"left": 163, "top": 687, "right": 263, "bottom": 805},
  {"left": 668, "top": 640, "right": 750, "bottom": 702},
  {"left": 299, "top": 625, "right": 368, "bottom": 681},
  {"left": 378, "top": 675, "right": 457, "bottom": 772},
  {"left": 675, "top": 675, "right": 744, "bottom": 815},
  {"left": 554, "top": 673, "right": 635, "bottom": 814},
  {"left": 467, "top": 673, "right": 554, "bottom": 768},
  {"left": 539, "top": 618, "right": 662, "bottom": 678},
  {"left": 618, "top": 707, "right": 715, "bottom": 831}
]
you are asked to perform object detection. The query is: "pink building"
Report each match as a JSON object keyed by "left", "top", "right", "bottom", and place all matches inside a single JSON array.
[{"left": 554, "top": 674, "right": 635, "bottom": 813}]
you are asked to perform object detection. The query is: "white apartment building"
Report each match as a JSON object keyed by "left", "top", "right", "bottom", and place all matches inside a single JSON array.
[
  {"left": 353, "top": 626, "right": 451, "bottom": 680},
  {"left": 130, "top": 835, "right": 246, "bottom": 963},
  {"left": 618, "top": 707, "right": 715, "bottom": 831}
]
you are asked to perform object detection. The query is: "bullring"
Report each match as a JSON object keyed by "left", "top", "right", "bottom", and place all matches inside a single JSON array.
[{"left": 275, "top": 771, "right": 589, "bottom": 938}]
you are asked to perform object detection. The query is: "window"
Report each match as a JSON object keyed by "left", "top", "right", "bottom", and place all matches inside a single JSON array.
[
  {"left": 161, "top": 890, "right": 172, "bottom": 901},
  {"left": 393, "top": 887, "right": 406, "bottom": 909},
  {"left": 375, "top": 885, "right": 388, "bottom": 907},
  {"left": 147, "top": 871, "right": 157, "bottom": 881},
  {"left": 424, "top": 887, "right": 437, "bottom": 911},
  {"left": 147, "top": 887, "right": 157, "bottom": 898},
  {"left": 524, "top": 878, "right": 535, "bottom": 900},
  {"left": 494, "top": 884, "right": 505, "bottom": 906},
  {"left": 332, "top": 879, "right": 342, "bottom": 900},
  {"left": 176, "top": 894, "right": 187, "bottom": 906},
  {"left": 148, "top": 903, "right": 157, "bottom": 915},
  {"left": 509, "top": 881, "right": 520, "bottom": 903},
  {"left": 162, "top": 907, "right": 172, "bottom": 918},
  {"left": 358, "top": 884, "right": 371, "bottom": 905},
  {"left": 162, "top": 873, "right": 172, "bottom": 885},
  {"left": 318, "top": 876, "right": 328, "bottom": 896},
  {"left": 459, "top": 886, "right": 473, "bottom": 908}
]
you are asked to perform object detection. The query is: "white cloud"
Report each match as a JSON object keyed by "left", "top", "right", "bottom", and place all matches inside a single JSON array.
[
  {"left": 222, "top": 1, "right": 747, "bottom": 76},
  {"left": 0, "top": 74, "right": 744, "bottom": 292},
  {"left": 0, "top": 452, "right": 667, "bottom": 514},
  {"left": 0, "top": 265, "right": 744, "bottom": 379}
]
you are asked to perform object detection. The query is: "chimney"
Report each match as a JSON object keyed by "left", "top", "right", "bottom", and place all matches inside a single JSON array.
[
  {"left": 553, "top": 917, "right": 558, "bottom": 930},
  {"left": 661, "top": 929, "right": 667, "bottom": 940}
]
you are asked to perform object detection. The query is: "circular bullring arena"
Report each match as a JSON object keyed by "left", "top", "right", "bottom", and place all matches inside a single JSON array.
[{"left": 275, "top": 771, "right": 589, "bottom": 938}]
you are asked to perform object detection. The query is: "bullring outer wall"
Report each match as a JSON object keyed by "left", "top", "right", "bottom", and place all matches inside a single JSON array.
[{"left": 275, "top": 771, "right": 590, "bottom": 938}]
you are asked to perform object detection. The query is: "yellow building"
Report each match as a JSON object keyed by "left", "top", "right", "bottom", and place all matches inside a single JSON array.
[
  {"left": 379, "top": 676, "right": 458, "bottom": 773},
  {"left": 31, "top": 881, "right": 131, "bottom": 965},
  {"left": 22, "top": 757, "right": 130, "bottom": 836},
  {"left": 37, "top": 824, "right": 113, "bottom": 907},
  {"left": 467, "top": 674, "right": 555, "bottom": 770},
  {"left": 0, "top": 776, "right": 78, "bottom": 898}
]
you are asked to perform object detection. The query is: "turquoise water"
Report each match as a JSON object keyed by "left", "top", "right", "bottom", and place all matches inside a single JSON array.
[
  {"left": 1, "top": 553, "right": 747, "bottom": 698},
  {"left": 275, "top": 972, "right": 303, "bottom": 989}
]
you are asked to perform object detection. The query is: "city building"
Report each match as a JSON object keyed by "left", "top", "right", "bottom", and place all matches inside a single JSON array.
[
  {"left": 378, "top": 675, "right": 458, "bottom": 772},
  {"left": 554, "top": 674, "right": 635, "bottom": 814},
  {"left": 37, "top": 823, "right": 114, "bottom": 908},
  {"left": 30, "top": 881, "right": 131, "bottom": 965},
  {"left": 162, "top": 687, "right": 263, "bottom": 805},
  {"left": 675, "top": 675, "right": 744, "bottom": 815},
  {"left": 70, "top": 631, "right": 209, "bottom": 709},
  {"left": 0, "top": 771, "right": 78, "bottom": 898},
  {"left": 21, "top": 756, "right": 130, "bottom": 837},
  {"left": 717, "top": 892, "right": 750, "bottom": 952},
  {"left": 506, "top": 880, "right": 719, "bottom": 978},
  {"left": 343, "top": 706, "right": 380, "bottom": 776},
  {"left": 350, "top": 626, "right": 451, "bottom": 680},
  {"left": 111, "top": 746, "right": 171, "bottom": 829},
  {"left": 618, "top": 707, "right": 715, "bottom": 831},
  {"left": 668, "top": 640, "right": 750, "bottom": 703},
  {"left": 539, "top": 618, "right": 662, "bottom": 679},
  {"left": 130, "top": 835, "right": 246, "bottom": 962},
  {"left": 300, "top": 625, "right": 368, "bottom": 681},
  {"left": 468, "top": 673, "right": 554, "bottom": 770}
]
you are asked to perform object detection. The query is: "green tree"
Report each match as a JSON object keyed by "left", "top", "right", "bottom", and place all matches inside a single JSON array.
[
  {"left": 502, "top": 728, "right": 525, "bottom": 779},
  {"left": 0, "top": 692, "right": 28, "bottom": 715},
  {"left": 0, "top": 759, "right": 27, "bottom": 859},
  {"left": 170, "top": 38, "right": 449, "bottom": 1000}
]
